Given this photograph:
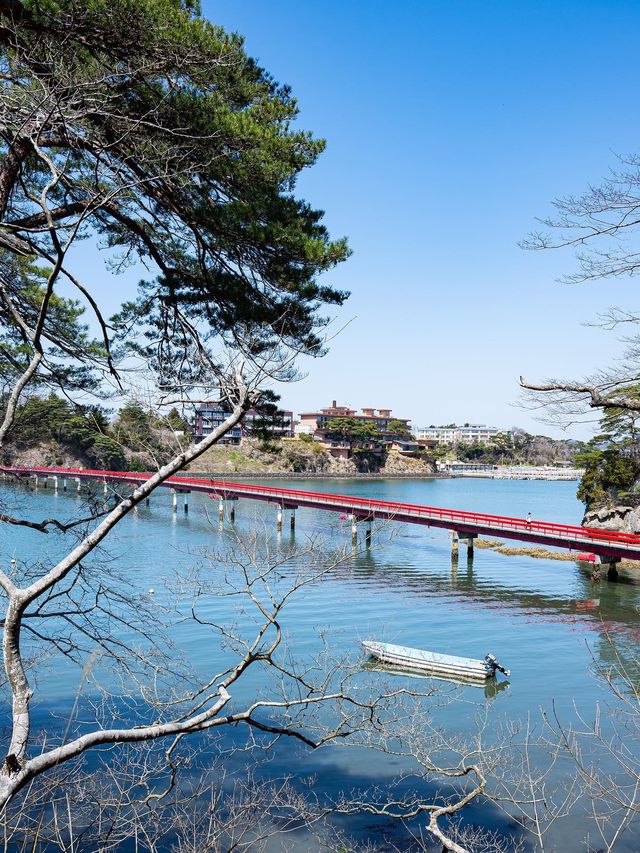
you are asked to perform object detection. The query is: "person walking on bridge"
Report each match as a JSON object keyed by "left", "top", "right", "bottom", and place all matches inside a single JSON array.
[{"left": 526, "top": 512, "right": 532, "bottom": 527}]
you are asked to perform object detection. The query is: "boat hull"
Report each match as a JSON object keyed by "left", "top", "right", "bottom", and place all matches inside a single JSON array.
[{"left": 362, "top": 641, "right": 490, "bottom": 681}]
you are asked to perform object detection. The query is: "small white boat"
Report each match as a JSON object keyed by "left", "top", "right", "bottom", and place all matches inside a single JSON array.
[{"left": 362, "top": 641, "right": 509, "bottom": 682}]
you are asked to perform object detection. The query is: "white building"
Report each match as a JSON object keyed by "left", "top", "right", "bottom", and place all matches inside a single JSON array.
[
  {"left": 415, "top": 424, "right": 512, "bottom": 446},
  {"left": 294, "top": 422, "right": 315, "bottom": 436},
  {"left": 415, "top": 426, "right": 458, "bottom": 444}
]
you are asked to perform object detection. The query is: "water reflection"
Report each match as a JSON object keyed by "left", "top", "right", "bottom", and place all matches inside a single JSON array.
[
  {"left": 344, "top": 544, "right": 640, "bottom": 655},
  {"left": 362, "top": 658, "right": 511, "bottom": 700}
]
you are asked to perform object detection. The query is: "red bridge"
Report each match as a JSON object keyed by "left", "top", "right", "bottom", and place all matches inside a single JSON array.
[{"left": 2, "top": 465, "right": 638, "bottom": 572}]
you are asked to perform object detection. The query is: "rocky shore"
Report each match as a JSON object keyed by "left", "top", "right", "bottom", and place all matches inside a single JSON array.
[
  {"left": 582, "top": 504, "right": 640, "bottom": 534},
  {"left": 4, "top": 437, "right": 440, "bottom": 478},
  {"left": 186, "top": 439, "right": 438, "bottom": 477}
]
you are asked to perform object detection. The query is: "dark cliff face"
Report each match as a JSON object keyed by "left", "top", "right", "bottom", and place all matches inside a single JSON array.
[{"left": 583, "top": 504, "right": 640, "bottom": 534}]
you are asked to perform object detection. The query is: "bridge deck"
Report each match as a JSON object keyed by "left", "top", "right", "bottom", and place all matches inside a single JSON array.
[{"left": 3, "top": 465, "right": 640, "bottom": 562}]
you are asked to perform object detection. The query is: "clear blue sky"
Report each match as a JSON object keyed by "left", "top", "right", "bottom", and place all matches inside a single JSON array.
[{"left": 193, "top": 0, "right": 640, "bottom": 438}]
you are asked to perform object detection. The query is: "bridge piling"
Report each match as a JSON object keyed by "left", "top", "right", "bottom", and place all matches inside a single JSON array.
[
  {"left": 63, "top": 478, "right": 67, "bottom": 491},
  {"left": 53, "top": 476, "right": 58, "bottom": 492},
  {"left": 76, "top": 478, "right": 81, "bottom": 493},
  {"left": 290, "top": 508, "right": 296, "bottom": 531},
  {"left": 351, "top": 514, "right": 358, "bottom": 545},
  {"left": 184, "top": 491, "right": 189, "bottom": 514},
  {"left": 465, "top": 534, "right": 476, "bottom": 560},
  {"left": 230, "top": 499, "right": 236, "bottom": 522},
  {"left": 218, "top": 499, "right": 224, "bottom": 522},
  {"left": 365, "top": 522, "right": 372, "bottom": 547},
  {"left": 450, "top": 531, "right": 459, "bottom": 560},
  {"left": 277, "top": 508, "right": 283, "bottom": 531},
  {"left": 172, "top": 490, "right": 178, "bottom": 513},
  {"left": 595, "top": 555, "right": 620, "bottom": 581}
]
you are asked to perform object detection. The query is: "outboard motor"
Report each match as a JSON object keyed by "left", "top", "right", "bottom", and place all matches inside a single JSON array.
[{"left": 484, "top": 653, "right": 510, "bottom": 677}]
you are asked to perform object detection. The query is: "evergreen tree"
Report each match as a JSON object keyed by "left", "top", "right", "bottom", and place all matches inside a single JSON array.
[
  {"left": 577, "top": 405, "right": 640, "bottom": 508},
  {"left": 0, "top": 0, "right": 350, "bottom": 397}
]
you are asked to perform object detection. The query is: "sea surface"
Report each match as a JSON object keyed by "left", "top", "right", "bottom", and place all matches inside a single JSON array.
[{"left": 2, "top": 476, "right": 639, "bottom": 851}]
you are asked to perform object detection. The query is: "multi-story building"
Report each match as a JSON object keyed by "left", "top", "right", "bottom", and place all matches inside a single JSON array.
[
  {"left": 415, "top": 424, "right": 512, "bottom": 446},
  {"left": 193, "top": 403, "right": 294, "bottom": 444},
  {"left": 298, "top": 401, "right": 416, "bottom": 458},
  {"left": 298, "top": 401, "right": 410, "bottom": 434},
  {"left": 415, "top": 426, "right": 459, "bottom": 445}
]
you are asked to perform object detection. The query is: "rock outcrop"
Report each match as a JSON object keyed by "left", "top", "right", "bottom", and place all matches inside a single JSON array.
[
  {"left": 191, "top": 439, "right": 437, "bottom": 476},
  {"left": 2, "top": 441, "right": 89, "bottom": 469},
  {"left": 5, "top": 437, "right": 438, "bottom": 478},
  {"left": 379, "top": 449, "right": 436, "bottom": 475},
  {"left": 583, "top": 504, "right": 640, "bottom": 534}
]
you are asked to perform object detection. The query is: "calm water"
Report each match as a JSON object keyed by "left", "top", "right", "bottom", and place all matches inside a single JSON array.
[{"left": 3, "top": 477, "right": 640, "bottom": 851}]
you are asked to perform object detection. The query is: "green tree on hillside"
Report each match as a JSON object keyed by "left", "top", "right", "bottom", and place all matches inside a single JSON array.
[
  {"left": 165, "top": 407, "right": 190, "bottom": 433},
  {"left": 386, "top": 419, "right": 412, "bottom": 436},
  {"left": 323, "top": 417, "right": 382, "bottom": 443},
  {"left": 2, "top": 394, "right": 126, "bottom": 468},
  {"left": 112, "top": 403, "right": 154, "bottom": 450},
  {"left": 577, "top": 406, "right": 640, "bottom": 508}
]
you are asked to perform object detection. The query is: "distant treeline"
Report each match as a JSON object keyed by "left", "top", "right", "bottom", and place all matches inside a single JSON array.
[
  {"left": 1, "top": 394, "right": 190, "bottom": 471},
  {"left": 452, "top": 430, "right": 583, "bottom": 467}
]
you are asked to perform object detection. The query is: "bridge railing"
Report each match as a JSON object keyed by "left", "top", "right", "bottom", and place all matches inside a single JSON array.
[
  {"left": 204, "top": 479, "right": 640, "bottom": 545},
  {"left": 4, "top": 465, "right": 640, "bottom": 550}
]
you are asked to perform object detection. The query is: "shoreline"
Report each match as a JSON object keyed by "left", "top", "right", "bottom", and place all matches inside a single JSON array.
[
  {"left": 181, "top": 471, "right": 451, "bottom": 479},
  {"left": 180, "top": 470, "right": 578, "bottom": 481}
]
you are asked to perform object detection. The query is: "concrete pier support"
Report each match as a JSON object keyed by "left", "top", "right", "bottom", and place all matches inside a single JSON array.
[
  {"left": 103, "top": 480, "right": 108, "bottom": 497},
  {"left": 76, "top": 479, "right": 81, "bottom": 493},
  {"left": 63, "top": 478, "right": 67, "bottom": 491},
  {"left": 172, "top": 490, "right": 178, "bottom": 513},
  {"left": 290, "top": 509, "right": 296, "bottom": 531},
  {"left": 183, "top": 491, "right": 190, "bottom": 513},
  {"left": 465, "top": 534, "right": 477, "bottom": 560},
  {"left": 450, "top": 531, "right": 459, "bottom": 561},
  {"left": 351, "top": 515, "right": 358, "bottom": 545},
  {"left": 277, "top": 508, "right": 283, "bottom": 531},
  {"left": 34, "top": 475, "right": 38, "bottom": 489},
  {"left": 43, "top": 476, "right": 47, "bottom": 488},
  {"left": 230, "top": 500, "right": 236, "bottom": 522},
  {"left": 365, "top": 522, "right": 372, "bottom": 547},
  {"left": 53, "top": 476, "right": 58, "bottom": 492},
  {"left": 218, "top": 499, "right": 224, "bottom": 522},
  {"left": 595, "top": 555, "right": 620, "bottom": 581},
  {"left": 451, "top": 531, "right": 475, "bottom": 560}
]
